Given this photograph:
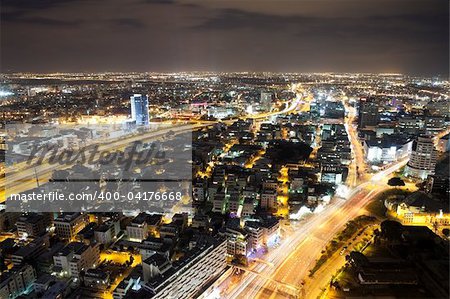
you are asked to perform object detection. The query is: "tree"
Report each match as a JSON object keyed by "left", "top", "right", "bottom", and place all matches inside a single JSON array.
[
  {"left": 380, "top": 220, "right": 403, "bottom": 241},
  {"left": 233, "top": 254, "right": 248, "bottom": 267},
  {"left": 388, "top": 177, "right": 405, "bottom": 187},
  {"left": 432, "top": 221, "right": 439, "bottom": 233}
]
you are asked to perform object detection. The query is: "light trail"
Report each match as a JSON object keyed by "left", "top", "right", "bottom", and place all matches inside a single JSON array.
[{"left": 218, "top": 87, "right": 410, "bottom": 298}]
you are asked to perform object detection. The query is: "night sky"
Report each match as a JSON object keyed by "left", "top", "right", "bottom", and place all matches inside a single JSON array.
[{"left": 1, "top": 0, "right": 448, "bottom": 76}]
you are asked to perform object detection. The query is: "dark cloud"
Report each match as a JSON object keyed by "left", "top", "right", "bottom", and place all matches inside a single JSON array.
[
  {"left": 8, "top": 16, "right": 81, "bottom": 27},
  {"left": 1, "top": 0, "right": 82, "bottom": 10},
  {"left": 1, "top": 0, "right": 87, "bottom": 18},
  {"left": 194, "top": 8, "right": 447, "bottom": 40},
  {"left": 192, "top": 9, "right": 313, "bottom": 31},
  {"left": 1, "top": 0, "right": 87, "bottom": 24},
  {"left": 141, "top": 0, "right": 177, "bottom": 4},
  {"left": 109, "top": 18, "right": 146, "bottom": 29}
]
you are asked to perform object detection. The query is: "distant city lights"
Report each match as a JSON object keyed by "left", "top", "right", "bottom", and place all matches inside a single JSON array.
[{"left": 0, "top": 90, "right": 13, "bottom": 97}]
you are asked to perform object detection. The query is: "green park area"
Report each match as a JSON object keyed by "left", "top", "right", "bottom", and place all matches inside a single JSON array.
[{"left": 309, "top": 215, "right": 376, "bottom": 277}]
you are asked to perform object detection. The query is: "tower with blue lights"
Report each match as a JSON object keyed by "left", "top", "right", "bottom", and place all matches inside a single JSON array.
[{"left": 130, "top": 94, "right": 149, "bottom": 125}]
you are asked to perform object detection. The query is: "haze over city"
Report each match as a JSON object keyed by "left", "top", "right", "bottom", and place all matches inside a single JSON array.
[{"left": 1, "top": 0, "right": 449, "bottom": 75}]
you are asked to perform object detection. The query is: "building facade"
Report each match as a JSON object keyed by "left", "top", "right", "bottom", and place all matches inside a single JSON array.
[
  {"left": 130, "top": 94, "right": 149, "bottom": 125},
  {"left": 405, "top": 136, "right": 438, "bottom": 179},
  {"left": 358, "top": 98, "right": 379, "bottom": 128}
]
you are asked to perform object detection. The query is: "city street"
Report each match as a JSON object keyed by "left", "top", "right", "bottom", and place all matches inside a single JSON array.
[{"left": 214, "top": 89, "right": 409, "bottom": 298}]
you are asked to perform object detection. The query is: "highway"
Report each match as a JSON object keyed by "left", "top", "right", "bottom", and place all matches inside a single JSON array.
[
  {"left": 214, "top": 91, "right": 409, "bottom": 299},
  {"left": 217, "top": 157, "right": 407, "bottom": 299},
  {"left": 0, "top": 123, "right": 207, "bottom": 202},
  {"left": 343, "top": 96, "right": 367, "bottom": 187},
  {"left": 0, "top": 84, "right": 304, "bottom": 203}
]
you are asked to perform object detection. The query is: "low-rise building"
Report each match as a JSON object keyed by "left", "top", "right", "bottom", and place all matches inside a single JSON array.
[
  {"left": 225, "top": 228, "right": 252, "bottom": 257},
  {"left": 242, "top": 198, "right": 255, "bottom": 217},
  {"left": 16, "top": 213, "right": 52, "bottom": 238},
  {"left": 41, "top": 280, "right": 69, "bottom": 299},
  {"left": 54, "top": 213, "right": 89, "bottom": 240},
  {"left": 94, "top": 220, "right": 120, "bottom": 246},
  {"left": 11, "top": 233, "right": 50, "bottom": 265},
  {"left": 245, "top": 217, "right": 280, "bottom": 249},
  {"left": 53, "top": 242, "right": 100, "bottom": 278},
  {"left": 142, "top": 253, "right": 171, "bottom": 282},
  {"left": 321, "top": 164, "right": 345, "bottom": 185},
  {"left": 0, "top": 264, "right": 36, "bottom": 299},
  {"left": 191, "top": 214, "right": 209, "bottom": 230},
  {"left": 364, "top": 135, "right": 412, "bottom": 164},
  {"left": 159, "top": 224, "right": 179, "bottom": 239},
  {"left": 84, "top": 268, "right": 110, "bottom": 289},
  {"left": 140, "top": 237, "right": 171, "bottom": 260},
  {"left": 126, "top": 213, "right": 150, "bottom": 242},
  {"left": 260, "top": 189, "right": 277, "bottom": 210},
  {"left": 212, "top": 193, "right": 226, "bottom": 213}
]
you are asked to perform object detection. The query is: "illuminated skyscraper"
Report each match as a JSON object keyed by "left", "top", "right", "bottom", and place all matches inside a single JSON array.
[
  {"left": 260, "top": 91, "right": 272, "bottom": 111},
  {"left": 130, "top": 94, "right": 149, "bottom": 125},
  {"left": 358, "top": 98, "right": 379, "bottom": 128}
]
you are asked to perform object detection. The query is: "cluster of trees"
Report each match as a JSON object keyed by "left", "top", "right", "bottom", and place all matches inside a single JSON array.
[{"left": 387, "top": 177, "right": 405, "bottom": 187}]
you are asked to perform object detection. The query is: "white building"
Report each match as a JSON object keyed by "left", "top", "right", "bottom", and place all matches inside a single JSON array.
[
  {"left": 245, "top": 223, "right": 264, "bottom": 250},
  {"left": 405, "top": 136, "right": 438, "bottom": 180},
  {"left": 207, "top": 106, "right": 235, "bottom": 119},
  {"left": 242, "top": 198, "right": 255, "bottom": 217},
  {"left": 0, "top": 264, "right": 36, "bottom": 299},
  {"left": 321, "top": 164, "right": 344, "bottom": 185},
  {"left": 94, "top": 220, "right": 120, "bottom": 246},
  {"left": 225, "top": 229, "right": 251, "bottom": 257},
  {"left": 245, "top": 218, "right": 280, "bottom": 250},
  {"left": 126, "top": 213, "right": 149, "bottom": 242},
  {"left": 364, "top": 137, "right": 412, "bottom": 164},
  {"left": 130, "top": 94, "right": 149, "bottom": 125},
  {"left": 260, "top": 91, "right": 272, "bottom": 111},
  {"left": 53, "top": 242, "right": 100, "bottom": 278},
  {"left": 260, "top": 189, "right": 277, "bottom": 210},
  {"left": 212, "top": 193, "right": 226, "bottom": 213}
]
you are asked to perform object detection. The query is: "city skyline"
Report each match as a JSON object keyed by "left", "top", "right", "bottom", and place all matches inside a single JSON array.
[
  {"left": 0, "top": 71, "right": 448, "bottom": 299},
  {"left": 0, "top": 0, "right": 449, "bottom": 298}
]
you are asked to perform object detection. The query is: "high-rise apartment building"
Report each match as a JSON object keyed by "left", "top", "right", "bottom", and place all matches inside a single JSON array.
[
  {"left": 405, "top": 135, "right": 438, "bottom": 179},
  {"left": 260, "top": 91, "right": 272, "bottom": 111},
  {"left": 130, "top": 94, "right": 149, "bottom": 125}
]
